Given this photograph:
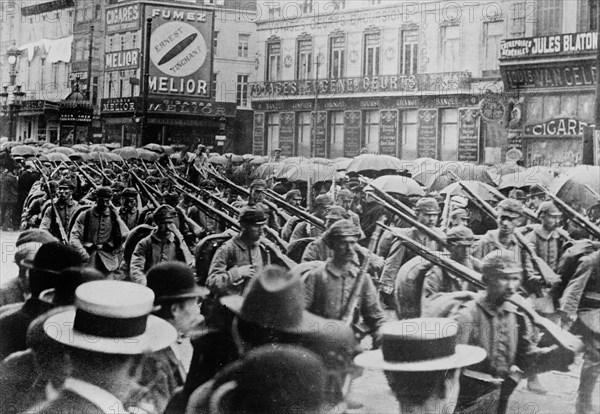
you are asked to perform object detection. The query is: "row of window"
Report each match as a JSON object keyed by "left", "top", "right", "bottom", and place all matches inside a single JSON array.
[
  {"left": 264, "top": 108, "right": 459, "bottom": 160},
  {"left": 264, "top": 21, "right": 504, "bottom": 81}
]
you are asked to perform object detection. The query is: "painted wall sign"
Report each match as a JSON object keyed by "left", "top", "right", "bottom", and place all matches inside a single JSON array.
[
  {"left": 253, "top": 112, "right": 265, "bottom": 155},
  {"left": 500, "top": 31, "right": 597, "bottom": 59},
  {"left": 344, "top": 110, "right": 361, "bottom": 157},
  {"left": 379, "top": 109, "right": 398, "bottom": 156},
  {"left": 145, "top": 4, "right": 213, "bottom": 98},
  {"left": 417, "top": 108, "right": 438, "bottom": 159},
  {"left": 312, "top": 111, "right": 327, "bottom": 157},
  {"left": 502, "top": 60, "right": 597, "bottom": 90},
  {"left": 101, "top": 97, "right": 137, "bottom": 113},
  {"left": 100, "top": 97, "right": 236, "bottom": 117},
  {"left": 524, "top": 118, "right": 589, "bottom": 137},
  {"left": 105, "top": 49, "right": 140, "bottom": 71},
  {"left": 106, "top": 3, "right": 140, "bottom": 34},
  {"left": 250, "top": 72, "right": 471, "bottom": 98},
  {"left": 457, "top": 108, "right": 481, "bottom": 162},
  {"left": 279, "top": 112, "right": 295, "bottom": 157}
]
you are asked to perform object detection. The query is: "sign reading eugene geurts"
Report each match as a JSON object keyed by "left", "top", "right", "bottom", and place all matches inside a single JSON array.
[{"left": 145, "top": 5, "right": 213, "bottom": 98}]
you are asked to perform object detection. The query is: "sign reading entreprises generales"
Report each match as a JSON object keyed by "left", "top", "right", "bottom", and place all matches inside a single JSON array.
[{"left": 500, "top": 31, "right": 597, "bottom": 59}]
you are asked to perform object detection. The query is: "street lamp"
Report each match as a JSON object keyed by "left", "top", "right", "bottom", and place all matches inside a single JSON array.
[
  {"left": 6, "top": 44, "right": 22, "bottom": 87},
  {"left": 8, "top": 85, "right": 26, "bottom": 141}
]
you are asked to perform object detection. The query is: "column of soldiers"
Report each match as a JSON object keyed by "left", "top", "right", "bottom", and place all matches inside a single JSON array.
[{"left": 0, "top": 153, "right": 599, "bottom": 414}]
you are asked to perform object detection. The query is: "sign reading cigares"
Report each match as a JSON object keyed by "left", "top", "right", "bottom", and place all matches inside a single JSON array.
[
  {"left": 144, "top": 4, "right": 214, "bottom": 98},
  {"left": 457, "top": 108, "right": 481, "bottom": 162},
  {"left": 417, "top": 109, "right": 438, "bottom": 159},
  {"left": 379, "top": 109, "right": 398, "bottom": 156}
]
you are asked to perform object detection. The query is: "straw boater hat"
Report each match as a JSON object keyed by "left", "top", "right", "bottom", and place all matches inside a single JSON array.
[
  {"left": 354, "top": 318, "right": 486, "bottom": 371},
  {"left": 44, "top": 280, "right": 177, "bottom": 354}
]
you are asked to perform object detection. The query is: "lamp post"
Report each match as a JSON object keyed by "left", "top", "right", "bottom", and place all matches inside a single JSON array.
[
  {"left": 140, "top": 17, "right": 152, "bottom": 146},
  {"left": 9, "top": 85, "right": 25, "bottom": 141},
  {"left": 311, "top": 53, "right": 323, "bottom": 158}
]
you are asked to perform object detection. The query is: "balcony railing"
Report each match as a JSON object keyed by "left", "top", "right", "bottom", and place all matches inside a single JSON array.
[{"left": 249, "top": 71, "right": 472, "bottom": 99}]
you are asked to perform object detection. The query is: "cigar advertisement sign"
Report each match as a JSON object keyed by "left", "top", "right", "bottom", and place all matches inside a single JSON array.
[{"left": 144, "top": 4, "right": 214, "bottom": 98}]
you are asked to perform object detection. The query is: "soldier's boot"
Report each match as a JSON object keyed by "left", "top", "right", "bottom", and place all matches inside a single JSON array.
[
  {"left": 526, "top": 374, "right": 547, "bottom": 395},
  {"left": 575, "top": 353, "right": 600, "bottom": 414}
]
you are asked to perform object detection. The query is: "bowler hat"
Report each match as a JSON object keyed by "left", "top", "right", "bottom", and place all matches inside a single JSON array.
[
  {"left": 496, "top": 198, "right": 523, "bottom": 218},
  {"left": 239, "top": 205, "right": 268, "bottom": 225},
  {"left": 147, "top": 262, "right": 209, "bottom": 303},
  {"left": 221, "top": 265, "right": 329, "bottom": 333},
  {"left": 414, "top": 197, "right": 441, "bottom": 213},
  {"left": 21, "top": 241, "right": 83, "bottom": 277},
  {"left": 16, "top": 229, "right": 57, "bottom": 255},
  {"left": 537, "top": 201, "right": 562, "bottom": 217},
  {"left": 153, "top": 204, "right": 177, "bottom": 222},
  {"left": 354, "top": 318, "right": 486, "bottom": 371},
  {"left": 95, "top": 186, "right": 113, "bottom": 198},
  {"left": 44, "top": 280, "right": 177, "bottom": 354}
]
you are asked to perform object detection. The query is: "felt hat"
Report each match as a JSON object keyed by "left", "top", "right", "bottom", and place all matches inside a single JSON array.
[
  {"left": 153, "top": 205, "right": 177, "bottom": 222},
  {"left": 147, "top": 262, "right": 209, "bottom": 303},
  {"left": 21, "top": 241, "right": 83, "bottom": 276},
  {"left": 354, "top": 318, "right": 486, "bottom": 371},
  {"left": 537, "top": 201, "right": 562, "bottom": 217},
  {"left": 44, "top": 280, "right": 177, "bottom": 354},
  {"left": 221, "top": 265, "right": 329, "bottom": 333},
  {"left": 496, "top": 198, "right": 523, "bottom": 219},
  {"left": 239, "top": 205, "right": 268, "bottom": 225},
  {"left": 481, "top": 249, "right": 522, "bottom": 276},
  {"left": 414, "top": 197, "right": 441, "bottom": 213},
  {"left": 323, "top": 219, "right": 361, "bottom": 248},
  {"left": 95, "top": 186, "right": 113, "bottom": 198},
  {"left": 325, "top": 205, "right": 350, "bottom": 221}
]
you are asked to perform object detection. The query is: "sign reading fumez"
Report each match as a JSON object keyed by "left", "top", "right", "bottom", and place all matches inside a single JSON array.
[{"left": 146, "top": 6, "right": 213, "bottom": 98}]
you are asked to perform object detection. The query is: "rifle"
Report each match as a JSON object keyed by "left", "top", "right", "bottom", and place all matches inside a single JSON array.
[
  {"left": 376, "top": 223, "right": 584, "bottom": 353},
  {"left": 360, "top": 177, "right": 418, "bottom": 220},
  {"left": 457, "top": 181, "right": 561, "bottom": 285},
  {"left": 264, "top": 188, "right": 325, "bottom": 230},
  {"left": 32, "top": 160, "right": 69, "bottom": 244},
  {"left": 129, "top": 169, "right": 160, "bottom": 209},
  {"left": 74, "top": 162, "right": 99, "bottom": 190},
  {"left": 540, "top": 187, "right": 600, "bottom": 239},
  {"left": 340, "top": 221, "right": 384, "bottom": 337}
]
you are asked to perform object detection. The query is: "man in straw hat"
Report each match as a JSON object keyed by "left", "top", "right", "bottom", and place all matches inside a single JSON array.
[
  {"left": 354, "top": 317, "right": 487, "bottom": 413},
  {"left": 183, "top": 265, "right": 361, "bottom": 412},
  {"left": 32, "top": 280, "right": 177, "bottom": 414},
  {"left": 453, "top": 250, "right": 573, "bottom": 414},
  {"left": 560, "top": 249, "right": 600, "bottom": 414}
]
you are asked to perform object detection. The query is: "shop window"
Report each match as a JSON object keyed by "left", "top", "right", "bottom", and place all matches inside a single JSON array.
[
  {"left": 296, "top": 112, "right": 311, "bottom": 157},
  {"left": 363, "top": 32, "right": 381, "bottom": 76},
  {"left": 236, "top": 74, "right": 249, "bottom": 107},
  {"left": 441, "top": 25, "right": 460, "bottom": 72},
  {"left": 329, "top": 35, "right": 345, "bottom": 79},
  {"left": 440, "top": 109, "right": 458, "bottom": 161},
  {"left": 266, "top": 42, "right": 281, "bottom": 81},
  {"left": 483, "top": 20, "right": 504, "bottom": 73},
  {"left": 363, "top": 110, "right": 380, "bottom": 153},
  {"left": 536, "top": 0, "right": 562, "bottom": 36},
  {"left": 238, "top": 33, "right": 250, "bottom": 58},
  {"left": 400, "top": 30, "right": 418, "bottom": 75},
  {"left": 297, "top": 38, "right": 313, "bottom": 80},
  {"left": 267, "top": 113, "right": 281, "bottom": 154},
  {"left": 329, "top": 111, "right": 344, "bottom": 158},
  {"left": 401, "top": 110, "right": 418, "bottom": 159}
]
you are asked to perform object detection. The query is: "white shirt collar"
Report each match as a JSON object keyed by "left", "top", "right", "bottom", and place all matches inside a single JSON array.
[{"left": 63, "top": 377, "right": 129, "bottom": 414}]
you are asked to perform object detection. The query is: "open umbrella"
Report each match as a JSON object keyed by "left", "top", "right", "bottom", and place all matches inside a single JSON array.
[
  {"left": 89, "top": 144, "right": 109, "bottom": 153},
  {"left": 364, "top": 175, "right": 425, "bottom": 196},
  {"left": 41, "top": 152, "right": 70, "bottom": 163},
  {"left": 11, "top": 145, "right": 39, "bottom": 156},
  {"left": 71, "top": 144, "right": 91, "bottom": 153},
  {"left": 279, "top": 161, "right": 340, "bottom": 183},
  {"left": 249, "top": 156, "right": 269, "bottom": 165},
  {"left": 414, "top": 162, "right": 497, "bottom": 192},
  {"left": 161, "top": 145, "right": 175, "bottom": 155},
  {"left": 242, "top": 154, "right": 255, "bottom": 161},
  {"left": 252, "top": 162, "right": 280, "bottom": 179},
  {"left": 106, "top": 152, "right": 124, "bottom": 163},
  {"left": 209, "top": 155, "right": 227, "bottom": 165},
  {"left": 104, "top": 142, "right": 121, "bottom": 150},
  {"left": 143, "top": 143, "right": 165, "bottom": 153},
  {"left": 549, "top": 165, "right": 600, "bottom": 211},
  {"left": 440, "top": 180, "right": 503, "bottom": 202},
  {"left": 223, "top": 153, "right": 244, "bottom": 163},
  {"left": 113, "top": 146, "right": 139, "bottom": 160},
  {"left": 497, "top": 167, "right": 554, "bottom": 191},
  {"left": 48, "top": 146, "right": 75, "bottom": 155},
  {"left": 89, "top": 151, "right": 113, "bottom": 162},
  {"left": 138, "top": 148, "right": 159, "bottom": 162},
  {"left": 0, "top": 141, "right": 22, "bottom": 151},
  {"left": 346, "top": 154, "right": 404, "bottom": 175},
  {"left": 41, "top": 142, "right": 57, "bottom": 150},
  {"left": 69, "top": 153, "right": 90, "bottom": 162},
  {"left": 487, "top": 163, "right": 526, "bottom": 184}
]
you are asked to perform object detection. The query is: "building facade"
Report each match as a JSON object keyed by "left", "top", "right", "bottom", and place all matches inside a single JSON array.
[
  {"left": 100, "top": 0, "right": 258, "bottom": 151},
  {"left": 499, "top": 0, "right": 599, "bottom": 167},
  {"left": 250, "top": 0, "right": 522, "bottom": 162}
]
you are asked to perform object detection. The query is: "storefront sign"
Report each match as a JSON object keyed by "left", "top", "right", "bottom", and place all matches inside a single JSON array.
[
  {"left": 344, "top": 111, "right": 361, "bottom": 157},
  {"left": 101, "top": 98, "right": 137, "bottom": 113},
  {"left": 457, "top": 108, "right": 480, "bottom": 162},
  {"left": 105, "top": 49, "right": 140, "bottom": 71},
  {"left": 502, "top": 60, "right": 597, "bottom": 90},
  {"left": 312, "top": 111, "right": 327, "bottom": 158},
  {"left": 417, "top": 109, "right": 438, "bottom": 159},
  {"left": 379, "top": 109, "right": 398, "bottom": 156},
  {"left": 279, "top": 112, "right": 295, "bottom": 157},
  {"left": 69, "top": 72, "right": 88, "bottom": 81},
  {"left": 100, "top": 97, "right": 236, "bottom": 117},
  {"left": 500, "top": 31, "right": 597, "bottom": 59},
  {"left": 253, "top": 112, "right": 265, "bottom": 155},
  {"left": 106, "top": 3, "right": 140, "bottom": 34},
  {"left": 250, "top": 72, "right": 471, "bottom": 98},
  {"left": 524, "top": 118, "right": 588, "bottom": 137},
  {"left": 145, "top": 4, "right": 214, "bottom": 98}
]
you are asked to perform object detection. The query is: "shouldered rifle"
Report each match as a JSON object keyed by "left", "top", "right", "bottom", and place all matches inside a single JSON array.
[
  {"left": 32, "top": 160, "right": 69, "bottom": 244},
  {"left": 74, "top": 162, "right": 99, "bottom": 190},
  {"left": 129, "top": 169, "right": 160, "bottom": 209},
  {"left": 540, "top": 187, "right": 600, "bottom": 239},
  {"left": 457, "top": 181, "right": 561, "bottom": 285},
  {"left": 264, "top": 188, "right": 325, "bottom": 230}
]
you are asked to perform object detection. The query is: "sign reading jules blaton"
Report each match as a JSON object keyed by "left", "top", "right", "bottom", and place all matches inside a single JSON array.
[{"left": 145, "top": 5, "right": 214, "bottom": 98}]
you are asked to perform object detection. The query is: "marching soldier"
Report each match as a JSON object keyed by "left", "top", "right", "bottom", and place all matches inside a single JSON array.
[
  {"left": 40, "top": 179, "right": 79, "bottom": 240},
  {"left": 289, "top": 194, "right": 333, "bottom": 242},
  {"left": 118, "top": 187, "right": 140, "bottom": 230}
]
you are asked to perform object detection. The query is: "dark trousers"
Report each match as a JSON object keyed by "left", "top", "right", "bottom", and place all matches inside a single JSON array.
[{"left": 0, "top": 202, "right": 15, "bottom": 229}]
